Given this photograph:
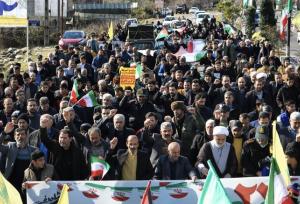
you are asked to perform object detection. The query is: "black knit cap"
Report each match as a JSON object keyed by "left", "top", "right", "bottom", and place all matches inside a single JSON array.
[
  {"left": 31, "top": 150, "right": 45, "bottom": 161},
  {"left": 17, "top": 113, "right": 29, "bottom": 124}
]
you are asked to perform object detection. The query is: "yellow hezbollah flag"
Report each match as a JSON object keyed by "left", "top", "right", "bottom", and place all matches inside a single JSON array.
[
  {"left": 272, "top": 121, "right": 291, "bottom": 186},
  {"left": 57, "top": 184, "right": 70, "bottom": 204},
  {"left": 108, "top": 21, "right": 114, "bottom": 41},
  {"left": 0, "top": 172, "right": 22, "bottom": 204}
]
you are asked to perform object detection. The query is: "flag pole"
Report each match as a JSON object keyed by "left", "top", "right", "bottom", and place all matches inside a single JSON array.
[
  {"left": 27, "top": 18, "right": 29, "bottom": 63},
  {"left": 286, "top": 0, "right": 292, "bottom": 57},
  {"left": 286, "top": 13, "right": 291, "bottom": 57}
]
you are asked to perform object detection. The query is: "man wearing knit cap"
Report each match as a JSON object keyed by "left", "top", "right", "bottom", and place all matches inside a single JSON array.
[
  {"left": 23, "top": 150, "right": 56, "bottom": 188},
  {"left": 119, "top": 87, "right": 156, "bottom": 130},
  {"left": 171, "top": 101, "right": 200, "bottom": 159},
  {"left": 196, "top": 126, "right": 237, "bottom": 178},
  {"left": 241, "top": 125, "right": 271, "bottom": 177}
]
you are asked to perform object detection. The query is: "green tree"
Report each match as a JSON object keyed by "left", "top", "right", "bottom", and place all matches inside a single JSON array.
[
  {"left": 260, "top": 0, "right": 276, "bottom": 27},
  {"left": 246, "top": 6, "right": 256, "bottom": 38},
  {"left": 217, "top": 0, "right": 241, "bottom": 24}
]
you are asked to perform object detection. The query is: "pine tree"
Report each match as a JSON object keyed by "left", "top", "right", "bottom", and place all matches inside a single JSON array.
[
  {"left": 246, "top": 6, "right": 256, "bottom": 38},
  {"left": 260, "top": 0, "right": 277, "bottom": 27}
]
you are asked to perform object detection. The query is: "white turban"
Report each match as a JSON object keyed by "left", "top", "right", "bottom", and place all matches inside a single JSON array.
[{"left": 213, "top": 126, "right": 229, "bottom": 136}]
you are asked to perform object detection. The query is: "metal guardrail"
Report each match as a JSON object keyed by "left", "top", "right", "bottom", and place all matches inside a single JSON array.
[{"left": 74, "top": 3, "right": 132, "bottom": 10}]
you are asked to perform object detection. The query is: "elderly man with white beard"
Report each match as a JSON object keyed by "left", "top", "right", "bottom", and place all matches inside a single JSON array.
[{"left": 195, "top": 126, "right": 237, "bottom": 178}]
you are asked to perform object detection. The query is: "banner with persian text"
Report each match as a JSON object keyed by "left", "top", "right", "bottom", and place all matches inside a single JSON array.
[
  {"left": 26, "top": 177, "right": 300, "bottom": 204},
  {"left": 119, "top": 67, "right": 136, "bottom": 89},
  {"left": 0, "top": 0, "right": 27, "bottom": 27}
]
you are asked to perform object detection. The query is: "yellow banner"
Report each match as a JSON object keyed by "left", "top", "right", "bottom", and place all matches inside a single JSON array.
[
  {"left": 119, "top": 67, "right": 136, "bottom": 89},
  {"left": 0, "top": 17, "right": 27, "bottom": 27}
]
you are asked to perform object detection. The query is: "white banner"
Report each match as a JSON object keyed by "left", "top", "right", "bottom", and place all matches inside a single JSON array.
[
  {"left": 26, "top": 177, "right": 300, "bottom": 204},
  {"left": 0, "top": 0, "right": 27, "bottom": 27}
]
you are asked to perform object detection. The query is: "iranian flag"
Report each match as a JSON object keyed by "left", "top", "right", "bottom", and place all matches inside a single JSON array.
[
  {"left": 280, "top": 0, "right": 292, "bottom": 40},
  {"left": 264, "top": 158, "right": 293, "bottom": 204},
  {"left": 141, "top": 181, "right": 153, "bottom": 204},
  {"left": 155, "top": 27, "right": 168, "bottom": 41},
  {"left": 70, "top": 79, "right": 79, "bottom": 104},
  {"left": 198, "top": 160, "right": 231, "bottom": 203},
  {"left": 76, "top": 91, "right": 99, "bottom": 107},
  {"left": 90, "top": 156, "right": 110, "bottom": 179}
]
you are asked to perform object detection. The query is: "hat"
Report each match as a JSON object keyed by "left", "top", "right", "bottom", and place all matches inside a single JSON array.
[
  {"left": 136, "top": 88, "right": 148, "bottom": 97},
  {"left": 11, "top": 110, "right": 20, "bottom": 118},
  {"left": 215, "top": 104, "right": 230, "bottom": 112},
  {"left": 31, "top": 150, "right": 45, "bottom": 161},
  {"left": 255, "top": 125, "right": 269, "bottom": 139},
  {"left": 256, "top": 72, "right": 267, "bottom": 80},
  {"left": 213, "top": 126, "right": 229, "bottom": 136},
  {"left": 17, "top": 113, "right": 29, "bottom": 124},
  {"left": 80, "top": 123, "right": 91, "bottom": 133},
  {"left": 229, "top": 120, "right": 242, "bottom": 130},
  {"left": 171, "top": 101, "right": 186, "bottom": 111}
]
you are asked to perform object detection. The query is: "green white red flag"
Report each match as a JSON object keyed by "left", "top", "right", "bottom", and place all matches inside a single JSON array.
[
  {"left": 280, "top": 0, "right": 292, "bottom": 40},
  {"left": 76, "top": 91, "right": 99, "bottom": 107},
  {"left": 70, "top": 79, "right": 79, "bottom": 104},
  {"left": 90, "top": 156, "right": 110, "bottom": 179},
  {"left": 141, "top": 181, "right": 153, "bottom": 204},
  {"left": 264, "top": 158, "right": 293, "bottom": 204}
]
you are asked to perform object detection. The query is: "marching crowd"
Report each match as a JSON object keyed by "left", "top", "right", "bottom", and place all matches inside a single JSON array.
[{"left": 0, "top": 16, "right": 300, "bottom": 201}]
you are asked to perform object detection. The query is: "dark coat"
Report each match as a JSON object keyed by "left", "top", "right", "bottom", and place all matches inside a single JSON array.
[
  {"left": 196, "top": 142, "right": 238, "bottom": 178},
  {"left": 40, "top": 128, "right": 88, "bottom": 180},
  {"left": 108, "top": 149, "right": 153, "bottom": 180},
  {"left": 190, "top": 133, "right": 212, "bottom": 166},
  {"left": 154, "top": 155, "right": 196, "bottom": 180},
  {"left": 245, "top": 90, "right": 273, "bottom": 113},
  {"left": 241, "top": 140, "right": 270, "bottom": 176}
]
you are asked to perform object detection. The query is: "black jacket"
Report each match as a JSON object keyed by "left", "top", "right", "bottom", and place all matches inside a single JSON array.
[
  {"left": 108, "top": 149, "right": 153, "bottom": 180},
  {"left": 40, "top": 128, "right": 88, "bottom": 180},
  {"left": 154, "top": 155, "right": 196, "bottom": 180}
]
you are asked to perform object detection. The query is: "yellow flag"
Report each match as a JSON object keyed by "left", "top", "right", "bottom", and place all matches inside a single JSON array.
[
  {"left": 272, "top": 121, "right": 291, "bottom": 185},
  {"left": 57, "top": 184, "right": 69, "bottom": 204},
  {"left": 108, "top": 21, "right": 114, "bottom": 41},
  {"left": 0, "top": 172, "right": 22, "bottom": 204}
]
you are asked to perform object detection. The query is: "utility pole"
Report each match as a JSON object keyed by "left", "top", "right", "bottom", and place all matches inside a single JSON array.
[
  {"left": 44, "top": 0, "right": 49, "bottom": 46},
  {"left": 57, "top": 0, "right": 60, "bottom": 33},
  {"left": 61, "top": 0, "right": 64, "bottom": 35}
]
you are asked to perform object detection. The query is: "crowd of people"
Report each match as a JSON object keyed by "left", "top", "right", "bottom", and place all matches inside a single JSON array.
[{"left": 0, "top": 15, "right": 300, "bottom": 201}]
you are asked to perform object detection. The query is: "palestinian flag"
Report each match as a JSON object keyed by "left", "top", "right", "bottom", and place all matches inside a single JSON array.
[
  {"left": 155, "top": 27, "right": 168, "bottom": 41},
  {"left": 141, "top": 181, "right": 153, "bottom": 204},
  {"left": 76, "top": 91, "right": 99, "bottom": 107},
  {"left": 90, "top": 156, "right": 110, "bottom": 179},
  {"left": 264, "top": 158, "right": 293, "bottom": 204},
  {"left": 130, "top": 62, "right": 143, "bottom": 79},
  {"left": 70, "top": 79, "right": 79, "bottom": 104},
  {"left": 183, "top": 51, "right": 207, "bottom": 63}
]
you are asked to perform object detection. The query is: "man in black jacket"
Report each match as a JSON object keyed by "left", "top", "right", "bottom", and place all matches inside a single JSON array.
[
  {"left": 154, "top": 142, "right": 197, "bottom": 180},
  {"left": 40, "top": 116, "right": 88, "bottom": 180}
]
